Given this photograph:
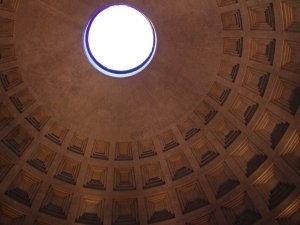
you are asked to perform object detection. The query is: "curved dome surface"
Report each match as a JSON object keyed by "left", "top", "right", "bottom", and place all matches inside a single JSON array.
[
  {"left": 0, "top": 0, "right": 299, "bottom": 225},
  {"left": 14, "top": 0, "right": 221, "bottom": 139}
]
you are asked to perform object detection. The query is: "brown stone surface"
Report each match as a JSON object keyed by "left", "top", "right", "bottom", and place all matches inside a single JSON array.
[
  {"left": 0, "top": 0, "right": 299, "bottom": 225},
  {"left": 14, "top": 0, "right": 221, "bottom": 139}
]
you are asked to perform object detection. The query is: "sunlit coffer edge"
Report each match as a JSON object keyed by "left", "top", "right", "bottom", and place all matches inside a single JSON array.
[{"left": 84, "top": 5, "right": 157, "bottom": 78}]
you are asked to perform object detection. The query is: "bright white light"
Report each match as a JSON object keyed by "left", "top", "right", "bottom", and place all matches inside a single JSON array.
[{"left": 84, "top": 5, "right": 157, "bottom": 78}]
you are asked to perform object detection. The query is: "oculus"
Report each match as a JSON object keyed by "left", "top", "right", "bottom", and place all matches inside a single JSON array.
[{"left": 84, "top": 5, "right": 157, "bottom": 78}]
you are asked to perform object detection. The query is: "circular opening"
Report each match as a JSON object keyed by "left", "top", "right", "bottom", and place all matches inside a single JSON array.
[{"left": 84, "top": 5, "right": 157, "bottom": 78}]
